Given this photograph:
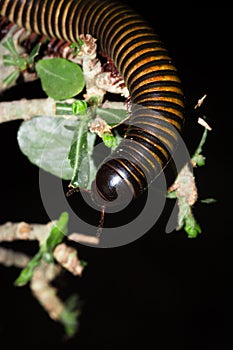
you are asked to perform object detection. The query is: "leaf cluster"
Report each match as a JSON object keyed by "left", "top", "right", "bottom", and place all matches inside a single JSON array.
[
  {"left": 1, "top": 36, "right": 213, "bottom": 240},
  {"left": 14, "top": 212, "right": 69, "bottom": 286},
  {"left": 1, "top": 35, "right": 128, "bottom": 190}
]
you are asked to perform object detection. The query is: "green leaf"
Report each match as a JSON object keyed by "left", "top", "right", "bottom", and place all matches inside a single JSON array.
[
  {"left": 3, "top": 53, "right": 26, "bottom": 70},
  {"left": 3, "top": 70, "right": 20, "bottom": 85},
  {"left": 103, "top": 133, "right": 117, "bottom": 148},
  {"left": 56, "top": 100, "right": 87, "bottom": 116},
  {"left": 68, "top": 117, "right": 90, "bottom": 188},
  {"left": 17, "top": 116, "right": 78, "bottom": 179},
  {"left": 184, "top": 213, "right": 202, "bottom": 238},
  {"left": 2, "top": 37, "right": 18, "bottom": 55},
  {"left": 80, "top": 260, "right": 88, "bottom": 267},
  {"left": 192, "top": 154, "right": 206, "bottom": 167},
  {"left": 60, "top": 294, "right": 81, "bottom": 337},
  {"left": 43, "top": 212, "right": 69, "bottom": 262},
  {"left": 176, "top": 198, "right": 201, "bottom": 238},
  {"left": 201, "top": 198, "right": 217, "bottom": 204},
  {"left": 72, "top": 100, "right": 88, "bottom": 115},
  {"left": 15, "top": 56, "right": 27, "bottom": 71},
  {"left": 3, "top": 53, "right": 26, "bottom": 71},
  {"left": 14, "top": 212, "right": 69, "bottom": 286},
  {"left": 96, "top": 107, "right": 128, "bottom": 127},
  {"left": 45, "top": 212, "right": 68, "bottom": 249},
  {"left": 166, "top": 190, "right": 177, "bottom": 199},
  {"left": 3, "top": 54, "right": 17, "bottom": 66},
  {"left": 27, "top": 42, "right": 41, "bottom": 65},
  {"left": 70, "top": 38, "right": 84, "bottom": 54},
  {"left": 14, "top": 251, "right": 42, "bottom": 286},
  {"left": 35, "top": 58, "right": 85, "bottom": 100}
]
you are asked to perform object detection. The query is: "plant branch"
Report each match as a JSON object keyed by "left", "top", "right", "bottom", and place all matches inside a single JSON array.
[
  {"left": 167, "top": 99, "right": 212, "bottom": 238},
  {"left": 0, "top": 220, "right": 55, "bottom": 244},
  {"left": 0, "top": 97, "right": 75, "bottom": 123},
  {"left": 30, "top": 260, "right": 65, "bottom": 321},
  {"left": 0, "top": 246, "right": 30, "bottom": 267},
  {"left": 0, "top": 219, "right": 95, "bottom": 337}
]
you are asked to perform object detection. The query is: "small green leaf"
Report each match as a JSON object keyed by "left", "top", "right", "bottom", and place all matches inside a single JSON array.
[
  {"left": 3, "top": 53, "right": 26, "bottom": 71},
  {"left": 27, "top": 42, "right": 41, "bottom": 65},
  {"left": 15, "top": 56, "right": 27, "bottom": 71},
  {"left": 17, "top": 116, "right": 78, "bottom": 179},
  {"left": 184, "top": 214, "right": 202, "bottom": 239},
  {"left": 44, "top": 212, "right": 69, "bottom": 257},
  {"left": 14, "top": 251, "right": 42, "bottom": 286},
  {"left": 70, "top": 38, "right": 84, "bottom": 55},
  {"left": 80, "top": 260, "right": 88, "bottom": 267},
  {"left": 3, "top": 70, "right": 20, "bottom": 85},
  {"left": 192, "top": 154, "right": 206, "bottom": 166},
  {"left": 14, "top": 212, "right": 69, "bottom": 286},
  {"left": 3, "top": 55, "right": 27, "bottom": 71},
  {"left": 56, "top": 100, "right": 88, "bottom": 115},
  {"left": 201, "top": 198, "right": 217, "bottom": 204},
  {"left": 35, "top": 58, "right": 85, "bottom": 100},
  {"left": 72, "top": 100, "right": 88, "bottom": 115},
  {"left": 166, "top": 190, "right": 177, "bottom": 199},
  {"left": 96, "top": 107, "right": 128, "bottom": 127},
  {"left": 176, "top": 198, "right": 201, "bottom": 238},
  {"left": 2, "top": 37, "right": 18, "bottom": 55},
  {"left": 103, "top": 133, "right": 117, "bottom": 148},
  {"left": 3, "top": 54, "right": 17, "bottom": 66},
  {"left": 68, "top": 117, "right": 90, "bottom": 188},
  {"left": 60, "top": 294, "right": 81, "bottom": 337}
]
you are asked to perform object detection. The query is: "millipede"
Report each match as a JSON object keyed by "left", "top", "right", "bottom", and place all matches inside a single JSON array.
[{"left": 0, "top": 0, "right": 185, "bottom": 212}]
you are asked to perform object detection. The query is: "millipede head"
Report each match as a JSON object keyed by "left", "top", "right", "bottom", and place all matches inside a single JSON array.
[{"left": 91, "top": 163, "right": 134, "bottom": 210}]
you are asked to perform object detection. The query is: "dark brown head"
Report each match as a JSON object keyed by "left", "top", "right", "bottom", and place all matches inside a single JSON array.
[{"left": 91, "top": 162, "right": 135, "bottom": 211}]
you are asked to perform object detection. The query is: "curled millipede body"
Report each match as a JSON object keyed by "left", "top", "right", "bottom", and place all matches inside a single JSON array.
[{"left": 0, "top": 0, "right": 185, "bottom": 209}]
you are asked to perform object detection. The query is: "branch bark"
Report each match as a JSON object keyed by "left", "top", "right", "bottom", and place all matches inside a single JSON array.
[{"left": 0, "top": 219, "right": 98, "bottom": 336}]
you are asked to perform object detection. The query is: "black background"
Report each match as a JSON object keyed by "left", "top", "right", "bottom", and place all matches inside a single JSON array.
[{"left": 0, "top": 2, "right": 231, "bottom": 349}]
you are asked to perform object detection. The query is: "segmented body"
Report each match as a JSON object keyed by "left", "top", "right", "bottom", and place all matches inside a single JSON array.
[{"left": 0, "top": 0, "right": 185, "bottom": 207}]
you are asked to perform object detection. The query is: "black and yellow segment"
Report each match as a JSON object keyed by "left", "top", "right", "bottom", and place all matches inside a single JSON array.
[{"left": 0, "top": 0, "right": 185, "bottom": 205}]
